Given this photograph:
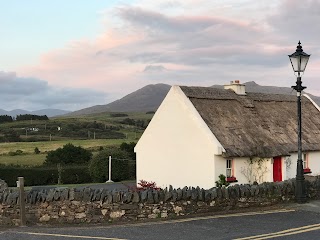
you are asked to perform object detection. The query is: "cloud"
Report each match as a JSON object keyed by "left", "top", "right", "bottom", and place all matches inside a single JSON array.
[
  {"left": 15, "top": 0, "right": 320, "bottom": 112},
  {"left": 0, "top": 71, "right": 107, "bottom": 111}
]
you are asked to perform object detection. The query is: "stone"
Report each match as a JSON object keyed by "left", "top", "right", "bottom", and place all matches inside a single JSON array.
[
  {"left": 0, "top": 179, "right": 8, "bottom": 192},
  {"left": 153, "top": 190, "right": 159, "bottom": 203},
  {"left": 112, "top": 191, "right": 121, "bottom": 203},
  {"left": 61, "top": 188, "right": 69, "bottom": 201},
  {"left": 173, "top": 206, "right": 183, "bottom": 215},
  {"left": 140, "top": 190, "right": 149, "bottom": 202},
  {"left": 172, "top": 190, "right": 178, "bottom": 202},
  {"left": 148, "top": 213, "right": 158, "bottom": 219},
  {"left": 176, "top": 188, "right": 183, "bottom": 201},
  {"left": 40, "top": 202, "right": 49, "bottom": 208},
  {"left": 83, "top": 188, "right": 92, "bottom": 202},
  {"left": 147, "top": 191, "right": 154, "bottom": 204},
  {"left": 161, "top": 212, "right": 168, "bottom": 218},
  {"left": 39, "top": 214, "right": 51, "bottom": 222},
  {"left": 93, "top": 189, "right": 102, "bottom": 201},
  {"left": 123, "top": 192, "right": 133, "bottom": 203},
  {"left": 164, "top": 190, "right": 172, "bottom": 202},
  {"left": 46, "top": 189, "right": 55, "bottom": 202},
  {"left": 71, "top": 201, "right": 81, "bottom": 206},
  {"left": 7, "top": 192, "right": 19, "bottom": 205},
  {"left": 110, "top": 210, "right": 125, "bottom": 219},
  {"left": 53, "top": 190, "right": 61, "bottom": 201},
  {"left": 158, "top": 190, "right": 165, "bottom": 202},
  {"left": 69, "top": 188, "right": 75, "bottom": 200},
  {"left": 74, "top": 189, "right": 83, "bottom": 201},
  {"left": 132, "top": 192, "right": 140, "bottom": 203},
  {"left": 75, "top": 213, "right": 86, "bottom": 219},
  {"left": 152, "top": 208, "right": 160, "bottom": 214},
  {"left": 100, "top": 189, "right": 108, "bottom": 201},
  {"left": 101, "top": 209, "right": 108, "bottom": 216},
  {"left": 59, "top": 211, "right": 66, "bottom": 217},
  {"left": 106, "top": 192, "right": 113, "bottom": 204},
  {"left": 191, "top": 188, "right": 198, "bottom": 201},
  {"left": 204, "top": 190, "right": 211, "bottom": 202},
  {"left": 198, "top": 188, "right": 205, "bottom": 201}
]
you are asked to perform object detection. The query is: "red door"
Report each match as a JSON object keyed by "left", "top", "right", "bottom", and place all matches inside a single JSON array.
[{"left": 273, "top": 157, "right": 282, "bottom": 182}]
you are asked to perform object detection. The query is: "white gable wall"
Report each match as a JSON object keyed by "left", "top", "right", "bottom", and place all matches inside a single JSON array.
[{"left": 135, "top": 86, "right": 225, "bottom": 189}]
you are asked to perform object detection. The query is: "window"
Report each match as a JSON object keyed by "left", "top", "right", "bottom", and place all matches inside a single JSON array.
[
  {"left": 303, "top": 153, "right": 312, "bottom": 174},
  {"left": 226, "top": 159, "right": 237, "bottom": 182},
  {"left": 226, "top": 159, "right": 232, "bottom": 177},
  {"left": 303, "top": 153, "right": 307, "bottom": 169}
]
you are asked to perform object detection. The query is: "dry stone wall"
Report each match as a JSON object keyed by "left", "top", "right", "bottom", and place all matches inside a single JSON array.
[{"left": 0, "top": 178, "right": 320, "bottom": 226}]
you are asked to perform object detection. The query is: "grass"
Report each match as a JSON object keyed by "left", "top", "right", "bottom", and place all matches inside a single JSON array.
[
  {"left": 0, "top": 154, "right": 45, "bottom": 166},
  {"left": 0, "top": 139, "right": 136, "bottom": 155}
]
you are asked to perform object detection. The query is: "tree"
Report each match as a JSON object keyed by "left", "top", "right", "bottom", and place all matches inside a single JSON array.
[
  {"left": 44, "top": 143, "right": 92, "bottom": 165},
  {"left": 120, "top": 142, "right": 136, "bottom": 160},
  {"left": 88, "top": 148, "right": 130, "bottom": 182}
]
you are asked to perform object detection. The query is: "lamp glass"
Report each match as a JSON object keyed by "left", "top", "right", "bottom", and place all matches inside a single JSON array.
[{"left": 289, "top": 55, "right": 310, "bottom": 72}]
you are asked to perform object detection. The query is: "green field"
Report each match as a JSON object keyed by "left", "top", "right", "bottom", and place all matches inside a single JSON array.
[
  {"left": 0, "top": 139, "right": 138, "bottom": 155},
  {"left": 0, "top": 112, "right": 151, "bottom": 167}
]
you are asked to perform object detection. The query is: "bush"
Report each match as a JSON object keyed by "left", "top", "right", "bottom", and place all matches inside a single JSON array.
[
  {"left": 0, "top": 165, "right": 91, "bottom": 187},
  {"left": 34, "top": 147, "right": 41, "bottom": 154},
  {"left": 8, "top": 150, "right": 24, "bottom": 156},
  {"left": 89, "top": 148, "right": 131, "bottom": 182},
  {"left": 215, "top": 174, "right": 230, "bottom": 187},
  {"left": 44, "top": 143, "right": 92, "bottom": 165},
  {"left": 120, "top": 142, "right": 136, "bottom": 160}
]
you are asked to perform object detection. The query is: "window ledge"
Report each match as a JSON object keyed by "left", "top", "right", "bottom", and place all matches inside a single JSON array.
[
  {"left": 227, "top": 177, "right": 238, "bottom": 183},
  {"left": 304, "top": 168, "right": 312, "bottom": 174}
]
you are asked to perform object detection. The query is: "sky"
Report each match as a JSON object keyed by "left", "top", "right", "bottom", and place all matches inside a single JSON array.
[{"left": 0, "top": 0, "right": 320, "bottom": 111}]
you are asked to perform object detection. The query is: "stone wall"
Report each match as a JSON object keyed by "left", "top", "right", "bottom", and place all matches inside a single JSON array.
[{"left": 0, "top": 178, "right": 320, "bottom": 226}]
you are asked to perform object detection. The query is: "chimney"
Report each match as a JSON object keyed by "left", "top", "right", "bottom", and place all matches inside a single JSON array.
[{"left": 224, "top": 80, "right": 246, "bottom": 95}]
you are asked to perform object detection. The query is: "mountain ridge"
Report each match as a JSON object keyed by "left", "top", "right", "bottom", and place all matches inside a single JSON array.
[
  {"left": 67, "top": 81, "right": 320, "bottom": 116},
  {"left": 0, "top": 109, "right": 71, "bottom": 118}
]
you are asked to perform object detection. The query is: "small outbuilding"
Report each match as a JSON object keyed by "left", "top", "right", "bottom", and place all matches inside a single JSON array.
[{"left": 135, "top": 81, "right": 320, "bottom": 189}]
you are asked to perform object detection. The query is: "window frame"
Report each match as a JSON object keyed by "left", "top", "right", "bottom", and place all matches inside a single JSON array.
[{"left": 226, "top": 159, "right": 237, "bottom": 183}]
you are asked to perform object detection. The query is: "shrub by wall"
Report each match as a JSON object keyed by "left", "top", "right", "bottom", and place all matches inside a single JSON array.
[{"left": 0, "top": 165, "right": 91, "bottom": 187}]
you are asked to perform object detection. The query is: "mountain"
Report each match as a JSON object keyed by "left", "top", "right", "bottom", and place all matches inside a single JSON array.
[
  {"left": 68, "top": 83, "right": 171, "bottom": 116},
  {"left": 68, "top": 81, "right": 320, "bottom": 116},
  {"left": 0, "top": 109, "right": 71, "bottom": 118}
]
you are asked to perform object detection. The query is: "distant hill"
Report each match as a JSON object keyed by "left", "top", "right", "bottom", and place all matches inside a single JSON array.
[
  {"left": 0, "top": 109, "right": 71, "bottom": 118},
  {"left": 68, "top": 83, "right": 171, "bottom": 116},
  {"left": 68, "top": 81, "right": 320, "bottom": 116}
]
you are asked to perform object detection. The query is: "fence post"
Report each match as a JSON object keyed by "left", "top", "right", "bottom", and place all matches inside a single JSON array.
[
  {"left": 106, "top": 155, "right": 113, "bottom": 183},
  {"left": 18, "top": 177, "right": 26, "bottom": 227}
]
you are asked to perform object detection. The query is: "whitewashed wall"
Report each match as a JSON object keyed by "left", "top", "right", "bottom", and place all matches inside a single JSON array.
[
  {"left": 308, "top": 151, "right": 320, "bottom": 176},
  {"left": 230, "top": 157, "right": 273, "bottom": 185},
  {"left": 135, "top": 86, "right": 224, "bottom": 189}
]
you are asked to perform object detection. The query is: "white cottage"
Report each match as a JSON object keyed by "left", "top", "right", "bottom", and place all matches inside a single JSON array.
[{"left": 135, "top": 81, "right": 320, "bottom": 189}]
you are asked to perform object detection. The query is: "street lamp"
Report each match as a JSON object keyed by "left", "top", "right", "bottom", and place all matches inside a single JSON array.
[{"left": 288, "top": 41, "right": 310, "bottom": 203}]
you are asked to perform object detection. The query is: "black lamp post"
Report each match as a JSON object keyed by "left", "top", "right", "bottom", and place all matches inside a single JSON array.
[{"left": 288, "top": 41, "right": 310, "bottom": 203}]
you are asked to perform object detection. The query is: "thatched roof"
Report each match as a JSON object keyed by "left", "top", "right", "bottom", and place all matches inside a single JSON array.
[{"left": 180, "top": 86, "right": 320, "bottom": 158}]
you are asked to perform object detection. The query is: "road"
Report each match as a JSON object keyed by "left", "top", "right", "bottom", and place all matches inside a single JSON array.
[{"left": 1, "top": 200, "right": 320, "bottom": 240}]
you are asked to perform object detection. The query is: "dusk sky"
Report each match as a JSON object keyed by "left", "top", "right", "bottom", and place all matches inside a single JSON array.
[{"left": 1, "top": 0, "right": 320, "bottom": 111}]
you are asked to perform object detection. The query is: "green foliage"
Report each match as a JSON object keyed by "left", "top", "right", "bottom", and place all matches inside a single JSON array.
[
  {"left": 8, "top": 149, "right": 24, "bottom": 156},
  {"left": 88, "top": 148, "right": 131, "bottom": 182},
  {"left": 0, "top": 164, "right": 91, "bottom": 187},
  {"left": 120, "top": 142, "right": 136, "bottom": 160},
  {"left": 16, "top": 114, "right": 49, "bottom": 121},
  {"left": 44, "top": 143, "right": 92, "bottom": 165},
  {"left": 34, "top": 147, "right": 40, "bottom": 154},
  {"left": 110, "top": 113, "right": 128, "bottom": 117},
  {"left": 215, "top": 174, "right": 230, "bottom": 188},
  {"left": 0, "top": 115, "right": 13, "bottom": 123}
]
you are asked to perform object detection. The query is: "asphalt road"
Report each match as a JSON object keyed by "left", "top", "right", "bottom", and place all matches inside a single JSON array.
[{"left": 1, "top": 200, "right": 320, "bottom": 240}]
